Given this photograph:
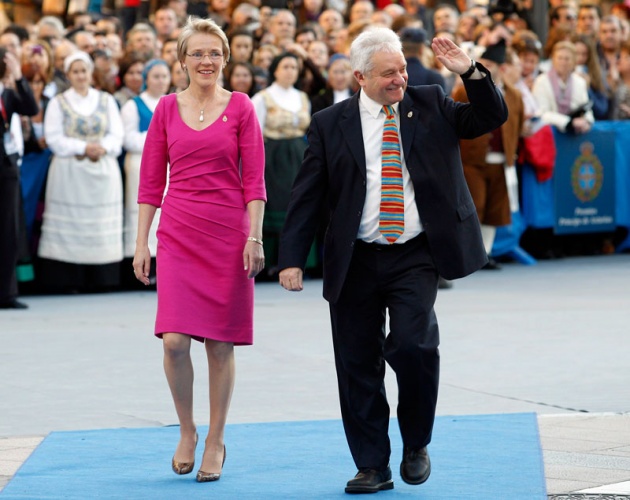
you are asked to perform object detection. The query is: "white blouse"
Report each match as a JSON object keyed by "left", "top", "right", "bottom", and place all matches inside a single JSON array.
[
  {"left": 250, "top": 83, "right": 310, "bottom": 129},
  {"left": 120, "top": 92, "right": 161, "bottom": 153},
  {"left": 44, "top": 87, "right": 124, "bottom": 157},
  {"left": 333, "top": 88, "right": 352, "bottom": 104}
]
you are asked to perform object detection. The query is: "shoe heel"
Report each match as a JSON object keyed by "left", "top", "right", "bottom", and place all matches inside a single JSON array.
[
  {"left": 172, "top": 432, "right": 198, "bottom": 475},
  {"left": 196, "top": 444, "right": 226, "bottom": 483}
]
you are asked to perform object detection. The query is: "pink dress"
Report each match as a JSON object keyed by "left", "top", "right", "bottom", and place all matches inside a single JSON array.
[{"left": 138, "top": 92, "right": 266, "bottom": 345}]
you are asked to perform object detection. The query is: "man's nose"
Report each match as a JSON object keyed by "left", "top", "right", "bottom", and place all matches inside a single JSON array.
[{"left": 393, "top": 73, "right": 406, "bottom": 85}]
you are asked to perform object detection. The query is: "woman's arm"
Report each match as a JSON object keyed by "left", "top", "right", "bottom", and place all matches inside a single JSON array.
[
  {"left": 243, "top": 199, "right": 265, "bottom": 279},
  {"left": 132, "top": 203, "right": 158, "bottom": 285},
  {"left": 100, "top": 93, "right": 124, "bottom": 156},
  {"left": 238, "top": 95, "right": 267, "bottom": 278}
]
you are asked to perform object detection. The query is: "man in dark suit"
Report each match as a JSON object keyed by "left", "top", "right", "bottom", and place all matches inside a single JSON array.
[
  {"left": 0, "top": 48, "right": 38, "bottom": 309},
  {"left": 278, "top": 28, "right": 507, "bottom": 494},
  {"left": 400, "top": 26, "right": 447, "bottom": 91}
]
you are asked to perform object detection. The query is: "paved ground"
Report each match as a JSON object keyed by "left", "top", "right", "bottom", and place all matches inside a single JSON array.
[{"left": 1, "top": 254, "right": 630, "bottom": 497}]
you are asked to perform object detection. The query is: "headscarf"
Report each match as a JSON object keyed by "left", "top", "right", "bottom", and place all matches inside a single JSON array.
[
  {"left": 141, "top": 59, "right": 170, "bottom": 91},
  {"left": 63, "top": 51, "right": 93, "bottom": 74},
  {"left": 327, "top": 53, "right": 349, "bottom": 70}
]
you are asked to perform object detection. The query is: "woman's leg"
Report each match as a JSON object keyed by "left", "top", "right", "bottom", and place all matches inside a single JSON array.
[
  {"left": 199, "top": 339, "right": 235, "bottom": 473},
  {"left": 163, "top": 333, "right": 197, "bottom": 462}
]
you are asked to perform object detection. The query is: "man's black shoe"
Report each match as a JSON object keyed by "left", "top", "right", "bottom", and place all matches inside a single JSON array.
[
  {"left": 345, "top": 467, "right": 394, "bottom": 494},
  {"left": 482, "top": 256, "right": 502, "bottom": 270},
  {"left": 438, "top": 276, "right": 453, "bottom": 289},
  {"left": 400, "top": 447, "right": 431, "bottom": 485},
  {"left": 0, "top": 300, "right": 28, "bottom": 309}
]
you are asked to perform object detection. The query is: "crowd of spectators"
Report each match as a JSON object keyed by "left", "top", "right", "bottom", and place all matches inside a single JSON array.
[{"left": 2, "top": 0, "right": 630, "bottom": 297}]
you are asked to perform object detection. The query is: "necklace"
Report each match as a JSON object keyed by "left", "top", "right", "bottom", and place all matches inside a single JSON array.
[{"left": 191, "top": 93, "right": 212, "bottom": 122}]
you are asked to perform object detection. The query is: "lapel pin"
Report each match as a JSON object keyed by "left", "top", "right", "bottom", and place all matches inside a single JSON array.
[{"left": 407, "top": 111, "right": 413, "bottom": 118}]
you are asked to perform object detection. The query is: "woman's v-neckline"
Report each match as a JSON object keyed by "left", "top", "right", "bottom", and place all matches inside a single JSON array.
[{"left": 175, "top": 92, "right": 234, "bottom": 132}]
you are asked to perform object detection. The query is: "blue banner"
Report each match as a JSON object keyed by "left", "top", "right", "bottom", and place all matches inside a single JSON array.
[{"left": 553, "top": 129, "right": 616, "bottom": 234}]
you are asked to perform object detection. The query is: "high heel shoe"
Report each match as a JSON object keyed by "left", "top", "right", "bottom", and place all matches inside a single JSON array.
[
  {"left": 172, "top": 432, "right": 198, "bottom": 475},
  {"left": 196, "top": 445, "right": 226, "bottom": 482}
]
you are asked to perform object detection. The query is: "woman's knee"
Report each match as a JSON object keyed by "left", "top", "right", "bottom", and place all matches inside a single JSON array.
[
  {"left": 163, "top": 333, "right": 191, "bottom": 359},
  {"left": 205, "top": 340, "right": 234, "bottom": 364}
]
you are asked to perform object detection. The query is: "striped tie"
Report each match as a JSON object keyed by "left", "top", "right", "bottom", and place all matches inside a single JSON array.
[{"left": 379, "top": 105, "right": 404, "bottom": 243}]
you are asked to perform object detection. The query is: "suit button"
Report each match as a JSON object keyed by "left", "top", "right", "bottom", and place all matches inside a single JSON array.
[
  {"left": 350, "top": 241, "right": 355, "bottom": 247},
  {"left": 357, "top": 210, "right": 362, "bottom": 217},
  {"left": 362, "top": 180, "right": 366, "bottom": 186}
]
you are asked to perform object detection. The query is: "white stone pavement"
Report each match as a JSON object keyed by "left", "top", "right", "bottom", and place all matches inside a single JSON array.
[{"left": 1, "top": 255, "right": 630, "bottom": 496}]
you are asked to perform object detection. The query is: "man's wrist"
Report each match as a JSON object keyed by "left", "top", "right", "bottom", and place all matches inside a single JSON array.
[{"left": 460, "top": 59, "right": 476, "bottom": 79}]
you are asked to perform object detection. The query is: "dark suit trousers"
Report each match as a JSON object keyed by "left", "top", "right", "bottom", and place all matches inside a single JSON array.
[
  {"left": 0, "top": 161, "right": 20, "bottom": 303},
  {"left": 329, "top": 233, "right": 440, "bottom": 470}
]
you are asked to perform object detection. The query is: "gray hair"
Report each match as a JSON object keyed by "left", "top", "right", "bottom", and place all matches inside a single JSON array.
[
  {"left": 350, "top": 27, "right": 402, "bottom": 75},
  {"left": 37, "top": 16, "right": 65, "bottom": 37},
  {"left": 233, "top": 3, "right": 260, "bottom": 23},
  {"left": 600, "top": 15, "right": 622, "bottom": 29}
]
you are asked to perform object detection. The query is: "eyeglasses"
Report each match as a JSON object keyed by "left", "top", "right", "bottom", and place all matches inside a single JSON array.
[{"left": 186, "top": 51, "right": 223, "bottom": 61}]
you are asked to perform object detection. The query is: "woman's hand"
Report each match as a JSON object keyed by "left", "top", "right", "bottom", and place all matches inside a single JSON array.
[
  {"left": 571, "top": 116, "right": 591, "bottom": 134},
  {"left": 85, "top": 142, "right": 106, "bottom": 161},
  {"left": 133, "top": 245, "right": 152, "bottom": 285},
  {"left": 243, "top": 239, "right": 265, "bottom": 279}
]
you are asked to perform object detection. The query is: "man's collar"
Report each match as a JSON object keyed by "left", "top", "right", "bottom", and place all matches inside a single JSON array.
[{"left": 359, "top": 89, "right": 400, "bottom": 119}]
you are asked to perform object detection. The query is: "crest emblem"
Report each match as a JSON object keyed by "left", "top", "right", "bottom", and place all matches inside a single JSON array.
[{"left": 571, "top": 142, "right": 603, "bottom": 202}]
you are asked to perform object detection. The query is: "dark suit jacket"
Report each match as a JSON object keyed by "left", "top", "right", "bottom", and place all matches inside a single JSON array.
[
  {"left": 278, "top": 65, "right": 508, "bottom": 303},
  {"left": 310, "top": 88, "right": 335, "bottom": 116},
  {"left": 1, "top": 78, "right": 38, "bottom": 161},
  {"left": 405, "top": 57, "right": 447, "bottom": 91},
  {"left": 310, "top": 88, "right": 356, "bottom": 116}
]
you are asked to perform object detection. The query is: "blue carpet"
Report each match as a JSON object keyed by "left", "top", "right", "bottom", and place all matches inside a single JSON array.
[{"left": 1, "top": 413, "right": 546, "bottom": 499}]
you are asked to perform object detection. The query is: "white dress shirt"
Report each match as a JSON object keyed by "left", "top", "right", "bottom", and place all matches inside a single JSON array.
[{"left": 356, "top": 91, "right": 423, "bottom": 244}]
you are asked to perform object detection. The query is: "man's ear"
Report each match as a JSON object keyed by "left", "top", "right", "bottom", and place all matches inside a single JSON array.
[{"left": 354, "top": 70, "right": 364, "bottom": 86}]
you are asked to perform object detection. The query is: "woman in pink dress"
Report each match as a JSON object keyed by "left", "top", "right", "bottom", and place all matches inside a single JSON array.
[{"left": 132, "top": 17, "right": 266, "bottom": 483}]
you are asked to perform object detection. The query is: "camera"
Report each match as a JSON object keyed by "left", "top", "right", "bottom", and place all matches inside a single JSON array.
[{"left": 488, "top": 0, "right": 517, "bottom": 17}]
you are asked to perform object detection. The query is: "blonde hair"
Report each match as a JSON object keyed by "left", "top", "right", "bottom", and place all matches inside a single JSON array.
[
  {"left": 552, "top": 40, "right": 577, "bottom": 59},
  {"left": 177, "top": 16, "right": 230, "bottom": 64}
]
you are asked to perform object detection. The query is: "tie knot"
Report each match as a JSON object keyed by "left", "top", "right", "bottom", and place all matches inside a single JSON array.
[{"left": 382, "top": 105, "right": 395, "bottom": 118}]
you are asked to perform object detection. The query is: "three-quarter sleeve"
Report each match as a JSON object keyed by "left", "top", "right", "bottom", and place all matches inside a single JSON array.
[
  {"left": 138, "top": 97, "right": 168, "bottom": 207},
  {"left": 238, "top": 95, "right": 266, "bottom": 204}
]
